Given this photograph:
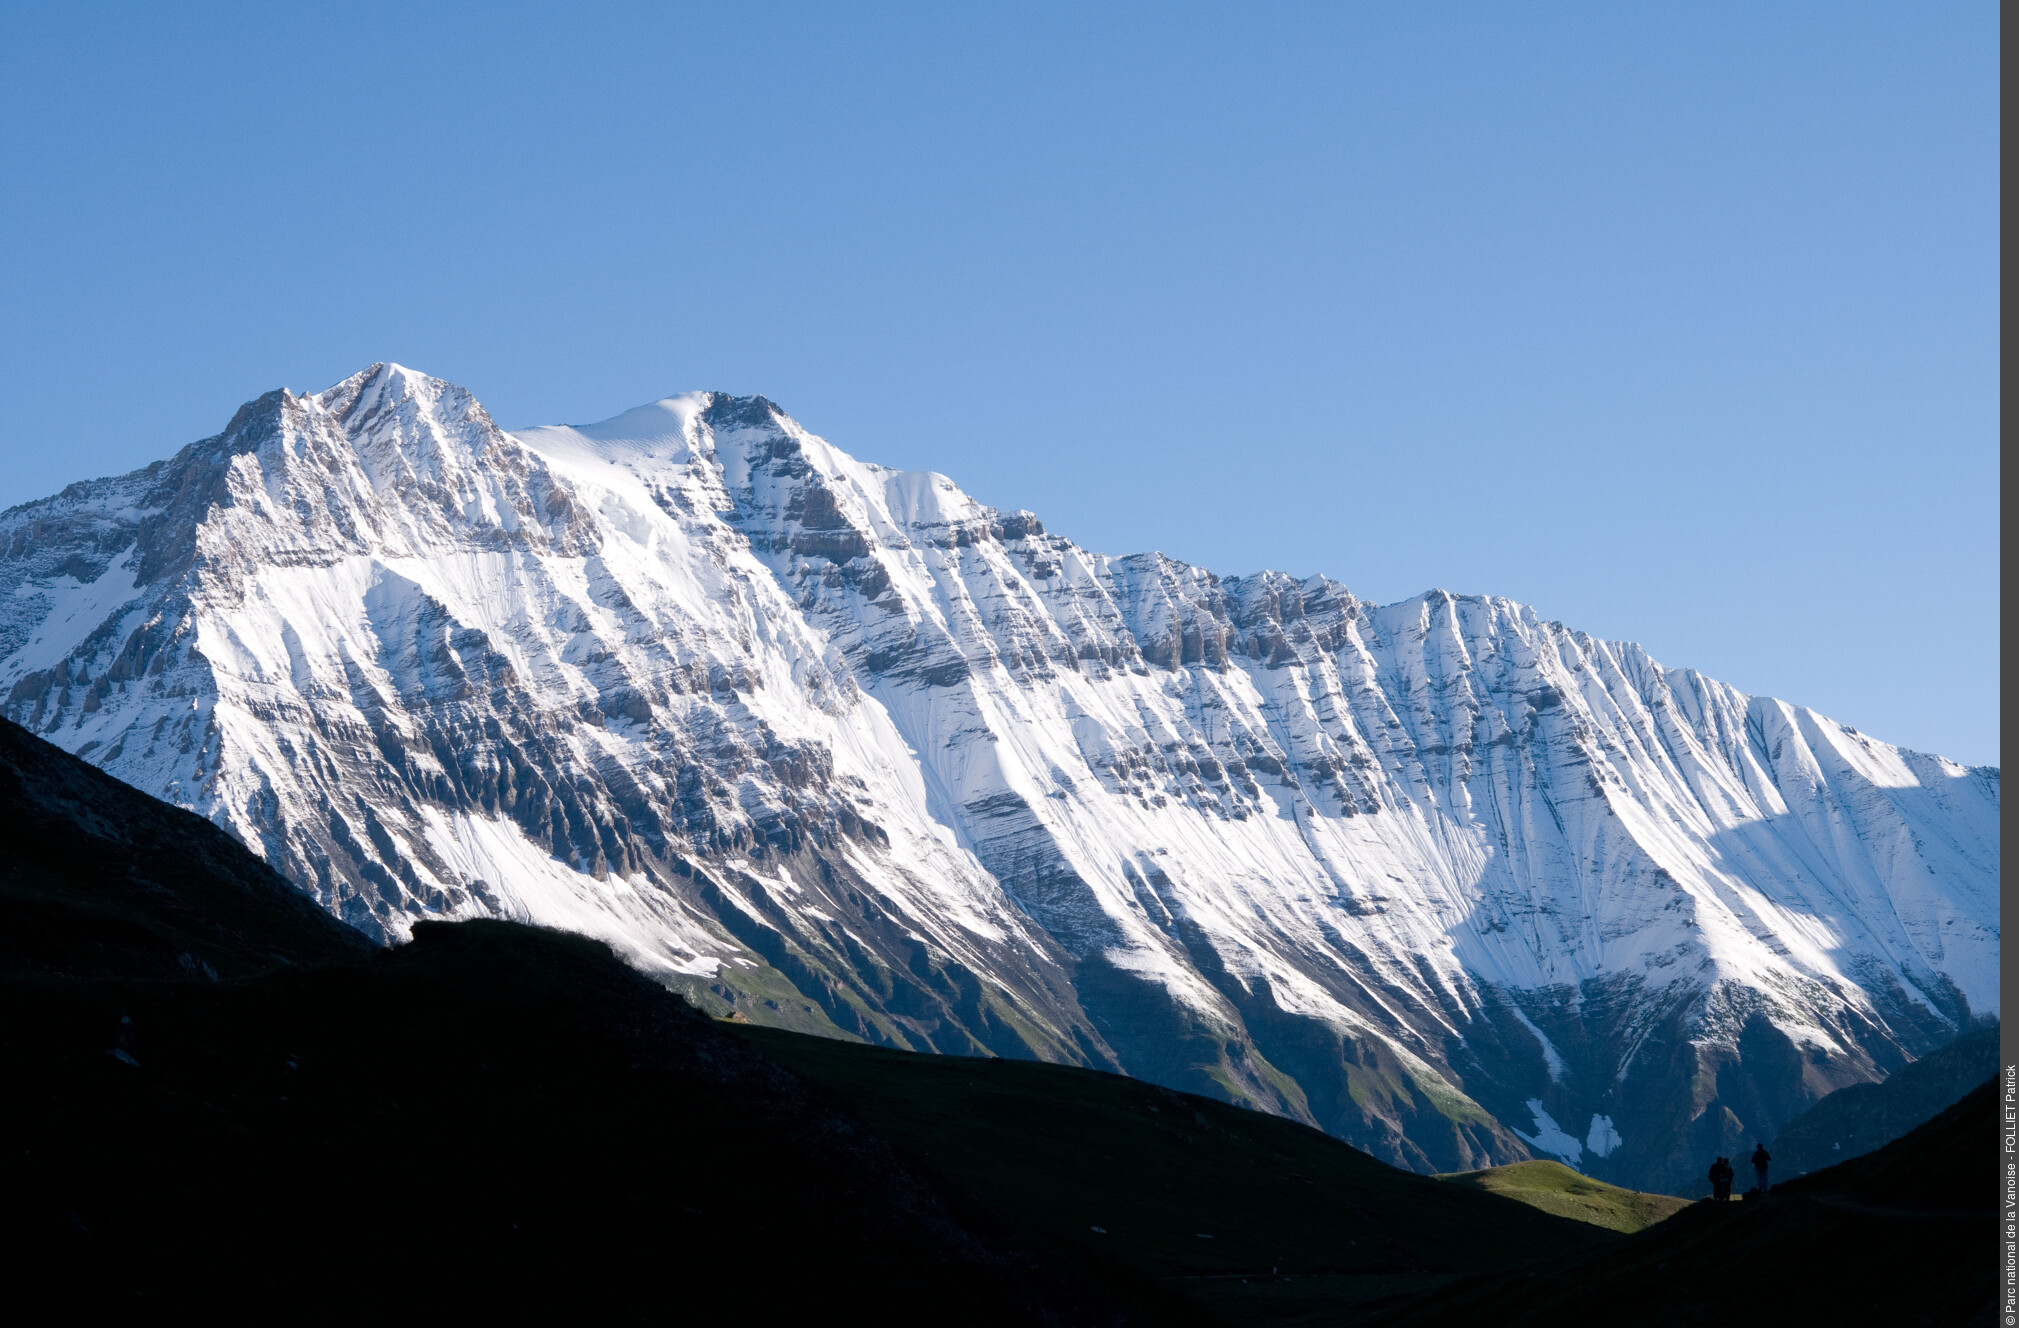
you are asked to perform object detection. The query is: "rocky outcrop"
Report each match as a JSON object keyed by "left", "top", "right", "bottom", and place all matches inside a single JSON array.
[{"left": 1, "top": 366, "right": 1997, "bottom": 1190}]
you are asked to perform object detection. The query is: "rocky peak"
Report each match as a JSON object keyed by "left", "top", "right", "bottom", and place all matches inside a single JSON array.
[{"left": 0, "top": 365, "right": 1996, "bottom": 1194}]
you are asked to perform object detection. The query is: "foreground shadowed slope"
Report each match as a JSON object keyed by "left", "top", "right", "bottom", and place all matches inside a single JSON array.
[
  {"left": 0, "top": 920, "right": 1190, "bottom": 1324},
  {"left": 1433, "top": 1160, "right": 1690, "bottom": 1233},
  {"left": 731, "top": 1024, "right": 1613, "bottom": 1324},
  {"left": 0, "top": 717, "right": 1188, "bottom": 1323},
  {"left": 3, "top": 716, "right": 1985, "bottom": 1325},
  {"left": 0, "top": 716, "right": 1601, "bottom": 1326},
  {"left": 1362, "top": 1080, "right": 1996, "bottom": 1328},
  {"left": 0, "top": 717, "right": 371, "bottom": 980}
]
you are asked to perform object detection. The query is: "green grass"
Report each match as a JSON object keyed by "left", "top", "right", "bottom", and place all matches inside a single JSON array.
[
  {"left": 1434, "top": 1160, "right": 1691, "bottom": 1233},
  {"left": 659, "top": 953, "right": 871, "bottom": 1040}
]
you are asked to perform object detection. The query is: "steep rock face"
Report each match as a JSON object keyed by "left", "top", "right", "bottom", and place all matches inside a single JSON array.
[{"left": 1, "top": 366, "right": 1997, "bottom": 1189}]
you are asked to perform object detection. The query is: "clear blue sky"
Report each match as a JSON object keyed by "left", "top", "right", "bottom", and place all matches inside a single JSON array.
[{"left": 0, "top": 3, "right": 1998, "bottom": 764}]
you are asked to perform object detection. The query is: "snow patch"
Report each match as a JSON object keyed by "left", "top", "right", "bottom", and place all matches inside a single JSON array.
[
  {"left": 1511, "top": 1100, "right": 1583, "bottom": 1169},
  {"left": 418, "top": 808, "right": 725, "bottom": 978},
  {"left": 1, "top": 547, "right": 140, "bottom": 679},
  {"left": 1585, "top": 1114, "right": 1623, "bottom": 1158}
]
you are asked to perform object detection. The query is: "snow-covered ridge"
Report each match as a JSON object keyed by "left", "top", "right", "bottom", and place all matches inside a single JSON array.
[{"left": 1, "top": 364, "right": 1997, "bottom": 1192}]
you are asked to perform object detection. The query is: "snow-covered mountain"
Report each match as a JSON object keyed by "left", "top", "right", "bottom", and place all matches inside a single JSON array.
[{"left": 2, "top": 364, "right": 1996, "bottom": 1192}]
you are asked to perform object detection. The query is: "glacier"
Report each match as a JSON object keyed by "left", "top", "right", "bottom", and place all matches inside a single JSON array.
[{"left": 0, "top": 363, "right": 1996, "bottom": 1192}]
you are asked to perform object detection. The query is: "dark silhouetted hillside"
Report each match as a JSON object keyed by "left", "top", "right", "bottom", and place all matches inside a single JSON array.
[
  {"left": 732, "top": 1023, "right": 1613, "bottom": 1323},
  {"left": 2, "top": 919, "right": 1204, "bottom": 1324},
  {"left": 0, "top": 725, "right": 1606, "bottom": 1325},
  {"left": 1360, "top": 1078, "right": 1995, "bottom": 1328},
  {"left": 0, "top": 716, "right": 371, "bottom": 980}
]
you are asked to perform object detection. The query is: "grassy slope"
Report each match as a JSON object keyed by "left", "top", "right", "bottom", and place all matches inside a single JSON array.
[
  {"left": 731, "top": 1023, "right": 1613, "bottom": 1324},
  {"left": 1434, "top": 1159, "right": 1691, "bottom": 1233},
  {"left": 1365, "top": 1080, "right": 1996, "bottom": 1328}
]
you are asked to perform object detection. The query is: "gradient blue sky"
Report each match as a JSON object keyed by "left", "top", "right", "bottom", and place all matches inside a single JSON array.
[{"left": 0, "top": 3, "right": 1999, "bottom": 764}]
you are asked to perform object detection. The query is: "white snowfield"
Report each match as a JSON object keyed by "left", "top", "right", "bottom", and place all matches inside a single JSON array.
[{"left": 1, "top": 364, "right": 1997, "bottom": 1192}]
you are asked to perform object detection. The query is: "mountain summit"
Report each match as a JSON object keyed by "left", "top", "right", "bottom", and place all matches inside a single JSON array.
[{"left": 1, "top": 364, "right": 1996, "bottom": 1191}]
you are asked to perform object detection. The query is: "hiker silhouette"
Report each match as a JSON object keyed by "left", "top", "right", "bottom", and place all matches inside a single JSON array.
[
  {"left": 1751, "top": 1143, "right": 1771, "bottom": 1194},
  {"left": 1707, "top": 1155, "right": 1733, "bottom": 1201}
]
